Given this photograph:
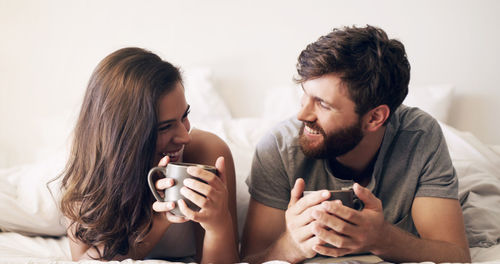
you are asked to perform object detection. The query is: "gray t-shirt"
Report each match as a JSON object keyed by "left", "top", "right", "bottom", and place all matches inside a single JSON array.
[{"left": 246, "top": 105, "right": 458, "bottom": 235}]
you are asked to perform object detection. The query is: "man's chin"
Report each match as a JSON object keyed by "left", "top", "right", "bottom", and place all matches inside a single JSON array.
[
  {"left": 299, "top": 134, "right": 328, "bottom": 158},
  {"left": 299, "top": 143, "right": 326, "bottom": 158}
]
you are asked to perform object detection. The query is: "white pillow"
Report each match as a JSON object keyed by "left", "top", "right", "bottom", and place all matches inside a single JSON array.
[
  {"left": 183, "top": 68, "right": 232, "bottom": 123},
  {"left": 441, "top": 122, "right": 500, "bottom": 247},
  {"left": 0, "top": 150, "right": 67, "bottom": 236},
  {"left": 404, "top": 84, "right": 454, "bottom": 123},
  {"left": 262, "top": 84, "right": 302, "bottom": 122}
]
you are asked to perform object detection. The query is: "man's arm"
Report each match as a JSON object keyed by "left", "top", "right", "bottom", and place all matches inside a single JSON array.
[
  {"left": 241, "top": 179, "right": 330, "bottom": 263},
  {"left": 240, "top": 198, "right": 287, "bottom": 262},
  {"left": 381, "top": 196, "right": 470, "bottom": 262},
  {"left": 310, "top": 183, "right": 471, "bottom": 263}
]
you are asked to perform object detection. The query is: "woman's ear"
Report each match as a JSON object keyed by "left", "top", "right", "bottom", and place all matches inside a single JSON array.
[{"left": 363, "top": 105, "right": 390, "bottom": 131}]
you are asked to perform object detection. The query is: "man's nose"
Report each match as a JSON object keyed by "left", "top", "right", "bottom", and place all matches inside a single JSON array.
[{"left": 297, "top": 95, "right": 316, "bottom": 122}]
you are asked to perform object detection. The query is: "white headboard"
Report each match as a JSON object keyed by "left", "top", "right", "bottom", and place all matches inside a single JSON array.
[{"left": 1, "top": 0, "right": 500, "bottom": 167}]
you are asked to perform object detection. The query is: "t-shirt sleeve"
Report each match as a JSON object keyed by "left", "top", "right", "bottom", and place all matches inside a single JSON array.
[
  {"left": 245, "top": 131, "right": 291, "bottom": 210},
  {"left": 415, "top": 121, "right": 458, "bottom": 199}
]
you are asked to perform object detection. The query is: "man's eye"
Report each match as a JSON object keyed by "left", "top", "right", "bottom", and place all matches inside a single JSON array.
[{"left": 318, "top": 101, "right": 331, "bottom": 110}]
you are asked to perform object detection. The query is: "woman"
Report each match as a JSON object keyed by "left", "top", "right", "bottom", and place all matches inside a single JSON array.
[{"left": 60, "top": 47, "right": 239, "bottom": 263}]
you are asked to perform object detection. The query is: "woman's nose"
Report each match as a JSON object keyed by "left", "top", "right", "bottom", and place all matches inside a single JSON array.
[{"left": 173, "top": 121, "right": 191, "bottom": 144}]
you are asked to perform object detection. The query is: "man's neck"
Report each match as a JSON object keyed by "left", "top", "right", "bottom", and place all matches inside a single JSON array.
[{"left": 333, "top": 126, "right": 386, "bottom": 180}]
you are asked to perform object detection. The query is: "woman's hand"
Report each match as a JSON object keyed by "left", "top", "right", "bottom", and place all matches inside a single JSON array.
[
  {"left": 177, "top": 156, "right": 232, "bottom": 232},
  {"left": 151, "top": 156, "right": 189, "bottom": 224}
]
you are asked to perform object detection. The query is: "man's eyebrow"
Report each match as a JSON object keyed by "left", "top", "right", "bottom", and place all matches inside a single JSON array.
[
  {"left": 157, "top": 105, "right": 190, "bottom": 127},
  {"left": 301, "top": 85, "right": 335, "bottom": 107}
]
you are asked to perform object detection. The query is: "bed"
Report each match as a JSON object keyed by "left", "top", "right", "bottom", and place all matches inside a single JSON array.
[{"left": 1, "top": 69, "right": 500, "bottom": 263}]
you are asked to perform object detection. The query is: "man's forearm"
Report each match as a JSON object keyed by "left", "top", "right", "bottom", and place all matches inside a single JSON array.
[{"left": 374, "top": 222, "right": 471, "bottom": 263}]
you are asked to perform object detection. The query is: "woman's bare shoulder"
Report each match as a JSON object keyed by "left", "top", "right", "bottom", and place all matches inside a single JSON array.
[{"left": 183, "top": 129, "right": 231, "bottom": 166}]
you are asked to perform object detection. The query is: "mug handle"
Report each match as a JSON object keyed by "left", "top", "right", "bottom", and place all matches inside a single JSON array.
[
  {"left": 147, "top": 166, "right": 167, "bottom": 202},
  {"left": 353, "top": 195, "right": 364, "bottom": 211}
]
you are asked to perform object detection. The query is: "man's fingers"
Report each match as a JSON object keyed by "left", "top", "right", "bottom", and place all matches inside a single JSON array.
[
  {"left": 312, "top": 206, "right": 357, "bottom": 235},
  {"left": 319, "top": 200, "right": 362, "bottom": 225},
  {"left": 290, "top": 189, "right": 330, "bottom": 215},
  {"left": 313, "top": 243, "right": 352, "bottom": 258},
  {"left": 292, "top": 222, "right": 317, "bottom": 243},
  {"left": 288, "top": 178, "right": 305, "bottom": 208},
  {"left": 312, "top": 221, "right": 356, "bottom": 249},
  {"left": 353, "top": 183, "right": 381, "bottom": 211}
]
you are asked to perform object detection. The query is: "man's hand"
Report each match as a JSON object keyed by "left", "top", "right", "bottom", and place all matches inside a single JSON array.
[
  {"left": 310, "top": 183, "right": 386, "bottom": 257},
  {"left": 281, "top": 178, "right": 332, "bottom": 261}
]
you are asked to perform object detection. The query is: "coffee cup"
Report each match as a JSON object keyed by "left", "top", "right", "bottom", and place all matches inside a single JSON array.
[
  {"left": 303, "top": 188, "right": 364, "bottom": 210},
  {"left": 147, "top": 162, "right": 217, "bottom": 216}
]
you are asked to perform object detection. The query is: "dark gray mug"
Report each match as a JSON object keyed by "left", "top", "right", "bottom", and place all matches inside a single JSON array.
[
  {"left": 147, "top": 162, "right": 217, "bottom": 216},
  {"left": 303, "top": 189, "right": 364, "bottom": 211}
]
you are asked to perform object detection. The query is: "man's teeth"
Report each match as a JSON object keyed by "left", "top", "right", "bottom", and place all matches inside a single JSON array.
[{"left": 305, "top": 125, "right": 320, "bottom": 135}]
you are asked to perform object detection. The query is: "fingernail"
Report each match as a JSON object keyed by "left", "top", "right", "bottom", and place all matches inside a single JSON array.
[
  {"left": 183, "top": 179, "right": 192, "bottom": 187},
  {"left": 321, "top": 191, "right": 330, "bottom": 198},
  {"left": 186, "top": 167, "right": 196, "bottom": 174},
  {"left": 167, "top": 202, "right": 174, "bottom": 209}
]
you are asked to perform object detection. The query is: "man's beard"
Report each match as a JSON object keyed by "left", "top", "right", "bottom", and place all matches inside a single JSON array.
[{"left": 299, "top": 119, "right": 364, "bottom": 159}]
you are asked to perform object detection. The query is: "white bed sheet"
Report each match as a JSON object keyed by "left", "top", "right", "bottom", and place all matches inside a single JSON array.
[
  {"left": 1, "top": 231, "right": 500, "bottom": 264},
  {"left": 1, "top": 118, "right": 500, "bottom": 263}
]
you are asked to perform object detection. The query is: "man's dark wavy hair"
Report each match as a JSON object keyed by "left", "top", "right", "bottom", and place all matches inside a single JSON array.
[{"left": 295, "top": 25, "right": 411, "bottom": 121}]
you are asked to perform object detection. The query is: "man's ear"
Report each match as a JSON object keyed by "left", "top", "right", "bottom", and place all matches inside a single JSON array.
[{"left": 363, "top": 105, "right": 390, "bottom": 131}]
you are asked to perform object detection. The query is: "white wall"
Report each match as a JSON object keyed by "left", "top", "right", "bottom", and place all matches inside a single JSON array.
[{"left": 1, "top": 0, "right": 499, "bottom": 167}]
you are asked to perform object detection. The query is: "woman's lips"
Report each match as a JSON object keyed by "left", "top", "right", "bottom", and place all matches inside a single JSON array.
[{"left": 161, "top": 147, "right": 183, "bottom": 162}]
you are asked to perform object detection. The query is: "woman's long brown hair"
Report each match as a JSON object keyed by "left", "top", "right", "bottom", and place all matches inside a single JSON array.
[{"left": 60, "top": 47, "right": 181, "bottom": 260}]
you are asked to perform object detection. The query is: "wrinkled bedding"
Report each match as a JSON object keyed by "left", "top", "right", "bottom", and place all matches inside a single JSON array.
[{"left": 1, "top": 118, "right": 499, "bottom": 263}]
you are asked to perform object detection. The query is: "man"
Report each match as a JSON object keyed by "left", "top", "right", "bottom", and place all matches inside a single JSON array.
[{"left": 241, "top": 25, "right": 470, "bottom": 263}]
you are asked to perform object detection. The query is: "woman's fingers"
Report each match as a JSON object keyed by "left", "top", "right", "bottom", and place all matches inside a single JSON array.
[
  {"left": 186, "top": 166, "right": 220, "bottom": 187},
  {"left": 215, "top": 156, "right": 226, "bottom": 185},
  {"left": 152, "top": 201, "right": 175, "bottom": 212},
  {"left": 177, "top": 199, "right": 198, "bottom": 221},
  {"left": 155, "top": 178, "right": 175, "bottom": 190},
  {"left": 158, "top": 155, "right": 170, "bottom": 166},
  {"left": 165, "top": 211, "right": 188, "bottom": 223},
  {"left": 180, "top": 186, "right": 209, "bottom": 209}
]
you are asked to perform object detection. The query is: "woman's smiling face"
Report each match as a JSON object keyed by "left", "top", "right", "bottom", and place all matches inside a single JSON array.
[{"left": 155, "top": 82, "right": 191, "bottom": 164}]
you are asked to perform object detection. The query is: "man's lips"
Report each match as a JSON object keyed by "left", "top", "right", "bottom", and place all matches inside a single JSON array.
[{"left": 304, "top": 125, "right": 321, "bottom": 135}]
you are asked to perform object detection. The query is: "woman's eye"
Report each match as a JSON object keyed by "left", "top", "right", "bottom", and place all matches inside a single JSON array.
[
  {"left": 158, "top": 125, "right": 172, "bottom": 132},
  {"left": 182, "top": 109, "right": 191, "bottom": 121}
]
